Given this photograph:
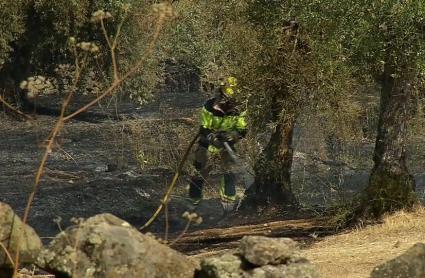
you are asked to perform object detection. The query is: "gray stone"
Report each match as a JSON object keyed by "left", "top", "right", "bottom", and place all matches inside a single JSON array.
[
  {"left": 239, "top": 236, "right": 298, "bottom": 266},
  {"left": 249, "top": 261, "right": 319, "bottom": 278},
  {"left": 269, "top": 262, "right": 319, "bottom": 278},
  {"left": 198, "top": 237, "right": 319, "bottom": 278},
  {"left": 198, "top": 255, "right": 319, "bottom": 278},
  {"left": 371, "top": 243, "right": 425, "bottom": 278},
  {"left": 37, "top": 213, "right": 198, "bottom": 278},
  {"left": 0, "top": 202, "right": 42, "bottom": 268},
  {"left": 197, "top": 253, "right": 245, "bottom": 278}
]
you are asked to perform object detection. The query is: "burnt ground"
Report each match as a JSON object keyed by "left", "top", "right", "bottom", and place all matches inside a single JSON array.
[
  {"left": 0, "top": 89, "right": 210, "bottom": 237},
  {"left": 0, "top": 111, "right": 308, "bottom": 231},
  {"left": 1, "top": 87, "right": 311, "bottom": 253},
  {"left": 0, "top": 90, "right": 323, "bottom": 258},
  {"left": 1, "top": 85, "right": 425, "bottom": 255}
]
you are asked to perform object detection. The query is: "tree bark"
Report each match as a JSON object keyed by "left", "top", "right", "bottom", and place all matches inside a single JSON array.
[
  {"left": 244, "top": 114, "right": 297, "bottom": 207},
  {"left": 360, "top": 63, "right": 417, "bottom": 218}
]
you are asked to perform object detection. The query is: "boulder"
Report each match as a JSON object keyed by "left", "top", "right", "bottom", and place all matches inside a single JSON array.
[
  {"left": 198, "top": 254, "right": 245, "bottom": 278},
  {"left": 0, "top": 202, "right": 42, "bottom": 269},
  {"left": 239, "top": 236, "right": 298, "bottom": 266},
  {"left": 371, "top": 243, "right": 425, "bottom": 278},
  {"left": 37, "top": 213, "right": 198, "bottom": 278},
  {"left": 197, "top": 236, "right": 319, "bottom": 278},
  {"left": 249, "top": 261, "right": 319, "bottom": 278}
]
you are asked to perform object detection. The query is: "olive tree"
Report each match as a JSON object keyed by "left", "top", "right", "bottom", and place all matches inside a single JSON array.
[
  {"left": 167, "top": 0, "right": 424, "bottom": 216},
  {"left": 347, "top": 1, "right": 425, "bottom": 217},
  {"left": 304, "top": 0, "right": 425, "bottom": 218},
  {"left": 239, "top": 1, "right": 318, "bottom": 206},
  {"left": 166, "top": 0, "right": 358, "bottom": 208}
]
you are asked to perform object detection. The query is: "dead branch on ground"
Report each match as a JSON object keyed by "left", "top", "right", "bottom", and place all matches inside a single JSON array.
[
  {"left": 173, "top": 217, "right": 332, "bottom": 245},
  {"left": 0, "top": 94, "right": 33, "bottom": 120}
]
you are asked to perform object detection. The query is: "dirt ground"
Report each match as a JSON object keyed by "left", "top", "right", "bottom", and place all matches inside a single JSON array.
[
  {"left": 0, "top": 87, "right": 208, "bottom": 236},
  {"left": 1, "top": 87, "right": 309, "bottom": 251},
  {"left": 188, "top": 206, "right": 425, "bottom": 278},
  {"left": 1, "top": 83, "right": 424, "bottom": 257},
  {"left": 0, "top": 110, "right": 311, "bottom": 254},
  {"left": 303, "top": 206, "right": 425, "bottom": 278}
]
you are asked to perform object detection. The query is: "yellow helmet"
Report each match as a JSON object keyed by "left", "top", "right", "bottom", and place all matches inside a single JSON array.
[{"left": 220, "top": 76, "right": 239, "bottom": 96}]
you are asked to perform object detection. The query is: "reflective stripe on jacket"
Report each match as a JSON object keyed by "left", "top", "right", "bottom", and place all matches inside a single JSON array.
[{"left": 200, "top": 107, "right": 247, "bottom": 133}]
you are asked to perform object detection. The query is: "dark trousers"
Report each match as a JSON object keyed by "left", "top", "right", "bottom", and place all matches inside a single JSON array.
[{"left": 189, "top": 144, "right": 237, "bottom": 202}]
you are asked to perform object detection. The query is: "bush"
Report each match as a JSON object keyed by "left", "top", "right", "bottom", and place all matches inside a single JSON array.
[
  {"left": 0, "top": 0, "right": 27, "bottom": 71},
  {"left": 1, "top": 0, "right": 167, "bottom": 104}
]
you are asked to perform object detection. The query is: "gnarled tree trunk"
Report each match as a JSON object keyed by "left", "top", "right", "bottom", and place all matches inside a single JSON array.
[
  {"left": 360, "top": 63, "right": 417, "bottom": 218},
  {"left": 244, "top": 114, "right": 297, "bottom": 207}
]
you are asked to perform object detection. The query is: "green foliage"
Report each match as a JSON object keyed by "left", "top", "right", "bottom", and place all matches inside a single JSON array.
[
  {"left": 164, "top": 1, "right": 251, "bottom": 79},
  {"left": 167, "top": 0, "right": 362, "bottom": 138},
  {"left": 32, "top": 0, "right": 164, "bottom": 101},
  {"left": 31, "top": 0, "right": 136, "bottom": 60},
  {"left": 34, "top": 0, "right": 90, "bottom": 37},
  {"left": 167, "top": 1, "right": 424, "bottom": 128},
  {"left": 119, "top": 1, "right": 167, "bottom": 103},
  {"left": 294, "top": 0, "right": 425, "bottom": 77},
  {"left": 0, "top": 0, "right": 166, "bottom": 103},
  {"left": 0, "top": 0, "right": 27, "bottom": 70},
  {"left": 358, "top": 1, "right": 425, "bottom": 76}
]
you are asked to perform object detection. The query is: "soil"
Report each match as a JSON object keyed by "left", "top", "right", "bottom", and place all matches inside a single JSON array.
[
  {"left": 1, "top": 81, "right": 424, "bottom": 255},
  {"left": 1, "top": 91, "right": 327, "bottom": 257},
  {"left": 0, "top": 88, "right": 206, "bottom": 236},
  {"left": 0, "top": 86, "right": 306, "bottom": 250}
]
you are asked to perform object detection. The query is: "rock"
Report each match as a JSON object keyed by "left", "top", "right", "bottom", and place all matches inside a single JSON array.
[
  {"left": 371, "top": 243, "right": 425, "bottom": 278},
  {"left": 197, "top": 236, "right": 319, "bottom": 278},
  {"left": 0, "top": 202, "right": 42, "bottom": 268},
  {"left": 197, "top": 253, "right": 246, "bottom": 278},
  {"left": 252, "top": 261, "right": 319, "bottom": 278},
  {"left": 239, "top": 236, "right": 298, "bottom": 266},
  {"left": 37, "top": 213, "right": 197, "bottom": 278}
]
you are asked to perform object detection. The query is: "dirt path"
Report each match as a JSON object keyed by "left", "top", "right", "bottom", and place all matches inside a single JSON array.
[{"left": 303, "top": 207, "right": 425, "bottom": 278}]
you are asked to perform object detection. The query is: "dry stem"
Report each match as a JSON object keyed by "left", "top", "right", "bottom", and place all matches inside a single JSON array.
[
  {"left": 100, "top": 10, "right": 128, "bottom": 82},
  {"left": 0, "top": 94, "right": 33, "bottom": 120},
  {"left": 63, "top": 14, "right": 166, "bottom": 122},
  {"left": 12, "top": 13, "right": 167, "bottom": 276},
  {"left": 164, "top": 202, "right": 169, "bottom": 241},
  {"left": 12, "top": 51, "right": 85, "bottom": 277},
  {"left": 0, "top": 241, "right": 15, "bottom": 268},
  {"left": 140, "top": 131, "right": 200, "bottom": 230},
  {"left": 169, "top": 220, "right": 192, "bottom": 246}
]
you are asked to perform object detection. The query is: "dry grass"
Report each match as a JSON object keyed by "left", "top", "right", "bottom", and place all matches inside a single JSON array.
[{"left": 303, "top": 205, "right": 425, "bottom": 278}]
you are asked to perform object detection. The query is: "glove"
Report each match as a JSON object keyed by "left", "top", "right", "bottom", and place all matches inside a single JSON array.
[
  {"left": 207, "top": 133, "right": 224, "bottom": 148},
  {"left": 208, "top": 131, "right": 241, "bottom": 148},
  {"left": 220, "top": 130, "right": 241, "bottom": 143}
]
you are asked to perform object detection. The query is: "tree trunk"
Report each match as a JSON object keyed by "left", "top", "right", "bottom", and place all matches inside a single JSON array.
[
  {"left": 359, "top": 63, "right": 417, "bottom": 218},
  {"left": 244, "top": 114, "right": 297, "bottom": 207}
]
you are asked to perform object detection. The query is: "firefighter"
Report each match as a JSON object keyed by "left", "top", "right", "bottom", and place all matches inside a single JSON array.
[{"left": 188, "top": 76, "right": 247, "bottom": 213}]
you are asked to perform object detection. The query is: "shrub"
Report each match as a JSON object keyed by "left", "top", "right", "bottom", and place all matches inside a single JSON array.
[
  {"left": 0, "top": 0, "right": 27, "bottom": 71},
  {"left": 1, "top": 0, "right": 167, "bottom": 104}
]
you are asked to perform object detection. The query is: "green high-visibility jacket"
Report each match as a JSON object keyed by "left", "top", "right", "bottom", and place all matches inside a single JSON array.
[
  {"left": 200, "top": 98, "right": 247, "bottom": 134},
  {"left": 199, "top": 98, "right": 247, "bottom": 154},
  {"left": 201, "top": 107, "right": 247, "bottom": 133}
]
